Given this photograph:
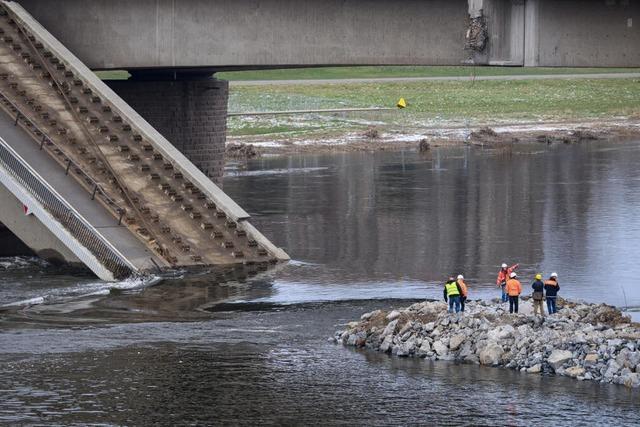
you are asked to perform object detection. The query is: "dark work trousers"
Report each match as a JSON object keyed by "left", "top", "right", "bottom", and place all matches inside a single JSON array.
[
  {"left": 460, "top": 296, "right": 467, "bottom": 312},
  {"left": 508, "top": 295, "right": 519, "bottom": 313}
]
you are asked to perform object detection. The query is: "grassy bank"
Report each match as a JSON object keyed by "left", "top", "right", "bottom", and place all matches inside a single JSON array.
[
  {"left": 228, "top": 78, "right": 640, "bottom": 138},
  {"left": 93, "top": 67, "right": 640, "bottom": 142}
]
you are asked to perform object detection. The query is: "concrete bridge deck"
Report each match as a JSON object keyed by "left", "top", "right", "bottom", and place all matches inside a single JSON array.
[
  {"left": 0, "top": 109, "right": 158, "bottom": 271},
  {"left": 0, "top": 1, "right": 288, "bottom": 280}
]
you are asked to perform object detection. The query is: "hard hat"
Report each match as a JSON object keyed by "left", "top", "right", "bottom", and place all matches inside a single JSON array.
[
  {"left": 509, "top": 272, "right": 517, "bottom": 278},
  {"left": 501, "top": 263, "right": 508, "bottom": 268},
  {"left": 457, "top": 274, "right": 464, "bottom": 280},
  {"left": 550, "top": 272, "right": 558, "bottom": 278},
  {"left": 535, "top": 274, "right": 542, "bottom": 280}
]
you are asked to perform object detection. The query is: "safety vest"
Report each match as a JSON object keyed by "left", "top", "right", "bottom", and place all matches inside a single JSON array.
[
  {"left": 544, "top": 280, "right": 557, "bottom": 287},
  {"left": 445, "top": 282, "right": 460, "bottom": 297},
  {"left": 458, "top": 279, "right": 468, "bottom": 297}
]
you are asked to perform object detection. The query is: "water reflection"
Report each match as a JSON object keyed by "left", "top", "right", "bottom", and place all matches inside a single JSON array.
[{"left": 225, "top": 140, "right": 640, "bottom": 308}]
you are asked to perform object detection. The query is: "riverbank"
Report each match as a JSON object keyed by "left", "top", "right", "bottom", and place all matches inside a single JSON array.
[
  {"left": 227, "top": 118, "right": 640, "bottom": 156},
  {"left": 226, "top": 74, "right": 640, "bottom": 155},
  {"left": 332, "top": 299, "right": 640, "bottom": 388}
]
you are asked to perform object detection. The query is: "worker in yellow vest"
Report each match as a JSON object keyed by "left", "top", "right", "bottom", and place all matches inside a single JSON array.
[{"left": 443, "top": 276, "right": 463, "bottom": 313}]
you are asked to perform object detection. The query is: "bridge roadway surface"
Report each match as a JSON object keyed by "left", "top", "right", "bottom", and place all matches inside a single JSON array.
[
  {"left": 0, "top": 109, "right": 158, "bottom": 270},
  {"left": 229, "top": 73, "right": 640, "bottom": 87}
]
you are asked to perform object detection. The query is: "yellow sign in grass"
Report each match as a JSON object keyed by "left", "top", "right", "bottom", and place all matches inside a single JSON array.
[{"left": 397, "top": 98, "right": 407, "bottom": 108}]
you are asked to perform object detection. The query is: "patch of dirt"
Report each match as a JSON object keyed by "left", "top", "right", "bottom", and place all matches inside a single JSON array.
[
  {"left": 418, "top": 138, "right": 431, "bottom": 152},
  {"left": 226, "top": 143, "right": 260, "bottom": 159},
  {"left": 467, "top": 126, "right": 519, "bottom": 147},
  {"left": 363, "top": 126, "right": 380, "bottom": 139},
  {"left": 228, "top": 119, "right": 640, "bottom": 157},
  {"left": 537, "top": 129, "right": 603, "bottom": 144}
]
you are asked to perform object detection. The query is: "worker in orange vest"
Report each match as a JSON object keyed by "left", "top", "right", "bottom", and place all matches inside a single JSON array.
[
  {"left": 496, "top": 263, "right": 518, "bottom": 302},
  {"left": 457, "top": 274, "right": 468, "bottom": 312},
  {"left": 544, "top": 272, "right": 560, "bottom": 314},
  {"left": 505, "top": 272, "right": 522, "bottom": 314}
]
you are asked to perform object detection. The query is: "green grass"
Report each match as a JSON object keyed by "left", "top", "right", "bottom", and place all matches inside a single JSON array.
[
  {"left": 228, "top": 78, "right": 640, "bottom": 138},
  {"left": 92, "top": 67, "right": 640, "bottom": 140},
  {"left": 218, "top": 66, "right": 640, "bottom": 81}
]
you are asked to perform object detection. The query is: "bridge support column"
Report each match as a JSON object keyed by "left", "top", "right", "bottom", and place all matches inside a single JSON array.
[{"left": 107, "top": 72, "right": 228, "bottom": 185}]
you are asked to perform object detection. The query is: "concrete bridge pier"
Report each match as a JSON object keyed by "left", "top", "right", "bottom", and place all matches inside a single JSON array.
[{"left": 107, "top": 71, "right": 228, "bottom": 185}]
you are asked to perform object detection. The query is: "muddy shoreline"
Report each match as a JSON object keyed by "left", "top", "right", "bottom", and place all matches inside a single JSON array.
[{"left": 226, "top": 118, "right": 640, "bottom": 157}]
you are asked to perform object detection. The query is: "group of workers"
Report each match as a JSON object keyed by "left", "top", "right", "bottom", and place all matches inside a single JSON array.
[{"left": 443, "top": 262, "right": 561, "bottom": 315}]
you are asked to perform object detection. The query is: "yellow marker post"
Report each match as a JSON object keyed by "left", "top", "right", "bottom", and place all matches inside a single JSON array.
[{"left": 396, "top": 98, "right": 407, "bottom": 109}]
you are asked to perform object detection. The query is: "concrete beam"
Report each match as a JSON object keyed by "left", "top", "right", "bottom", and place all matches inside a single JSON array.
[
  {"left": 17, "top": 0, "right": 469, "bottom": 70},
  {"left": 534, "top": 0, "right": 640, "bottom": 67}
]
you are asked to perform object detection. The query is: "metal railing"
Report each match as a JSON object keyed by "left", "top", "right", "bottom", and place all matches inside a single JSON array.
[
  {"left": 0, "top": 138, "right": 135, "bottom": 279},
  {"left": 0, "top": 92, "right": 128, "bottom": 223}
]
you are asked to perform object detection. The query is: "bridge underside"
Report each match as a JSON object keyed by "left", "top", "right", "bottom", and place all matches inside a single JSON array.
[{"left": 14, "top": 0, "right": 640, "bottom": 70}]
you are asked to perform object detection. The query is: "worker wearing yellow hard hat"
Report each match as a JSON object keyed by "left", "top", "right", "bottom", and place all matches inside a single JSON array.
[{"left": 531, "top": 273, "right": 545, "bottom": 316}]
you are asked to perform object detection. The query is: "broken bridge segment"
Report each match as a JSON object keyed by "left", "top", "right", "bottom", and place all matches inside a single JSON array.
[{"left": 0, "top": 1, "right": 288, "bottom": 280}]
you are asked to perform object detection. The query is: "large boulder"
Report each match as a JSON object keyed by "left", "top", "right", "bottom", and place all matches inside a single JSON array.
[
  {"left": 604, "top": 360, "right": 621, "bottom": 381},
  {"left": 381, "top": 319, "right": 398, "bottom": 338},
  {"left": 488, "top": 325, "right": 515, "bottom": 341},
  {"left": 479, "top": 343, "right": 504, "bottom": 366},
  {"left": 361, "top": 310, "right": 381, "bottom": 321},
  {"left": 527, "top": 364, "right": 542, "bottom": 374},
  {"left": 565, "top": 366, "right": 586, "bottom": 378},
  {"left": 584, "top": 353, "right": 599, "bottom": 366},
  {"left": 396, "top": 337, "right": 416, "bottom": 357},
  {"left": 623, "top": 372, "right": 640, "bottom": 388},
  {"left": 449, "top": 334, "right": 466, "bottom": 351},
  {"left": 379, "top": 335, "right": 393, "bottom": 353},
  {"left": 416, "top": 340, "right": 432, "bottom": 357},
  {"left": 398, "top": 321, "right": 413, "bottom": 337},
  {"left": 386, "top": 310, "right": 401, "bottom": 321},
  {"left": 433, "top": 340, "right": 448, "bottom": 356},
  {"left": 548, "top": 349, "right": 573, "bottom": 370}
]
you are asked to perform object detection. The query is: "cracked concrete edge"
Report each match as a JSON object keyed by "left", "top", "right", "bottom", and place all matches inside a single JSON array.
[
  {"left": 241, "top": 221, "right": 290, "bottom": 261},
  {"left": 2, "top": 0, "right": 251, "bottom": 222}
]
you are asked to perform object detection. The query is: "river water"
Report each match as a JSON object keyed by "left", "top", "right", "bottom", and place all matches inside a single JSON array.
[{"left": 2, "top": 140, "right": 640, "bottom": 425}]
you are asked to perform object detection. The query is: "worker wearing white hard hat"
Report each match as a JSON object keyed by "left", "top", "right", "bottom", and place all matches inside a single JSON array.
[
  {"left": 544, "top": 273, "right": 560, "bottom": 314},
  {"left": 496, "top": 262, "right": 519, "bottom": 303},
  {"left": 505, "top": 272, "right": 522, "bottom": 313},
  {"left": 457, "top": 274, "right": 468, "bottom": 312}
]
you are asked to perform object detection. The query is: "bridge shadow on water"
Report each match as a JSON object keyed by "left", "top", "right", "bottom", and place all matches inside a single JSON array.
[{"left": 0, "top": 262, "right": 291, "bottom": 325}]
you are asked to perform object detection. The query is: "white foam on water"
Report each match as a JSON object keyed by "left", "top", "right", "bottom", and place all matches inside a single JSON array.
[
  {"left": 2, "top": 275, "right": 162, "bottom": 308},
  {"left": 0, "top": 256, "right": 49, "bottom": 270},
  {"left": 3, "top": 296, "right": 46, "bottom": 307}
]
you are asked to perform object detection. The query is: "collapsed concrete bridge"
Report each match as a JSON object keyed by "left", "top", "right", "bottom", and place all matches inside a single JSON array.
[{"left": 0, "top": 1, "right": 288, "bottom": 280}]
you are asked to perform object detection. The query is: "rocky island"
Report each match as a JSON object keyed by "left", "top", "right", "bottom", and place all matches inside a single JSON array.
[{"left": 332, "top": 299, "right": 640, "bottom": 388}]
